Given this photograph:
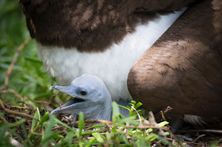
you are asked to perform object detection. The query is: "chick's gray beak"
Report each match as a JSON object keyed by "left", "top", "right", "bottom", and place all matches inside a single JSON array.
[
  {"left": 51, "top": 85, "right": 86, "bottom": 115},
  {"left": 52, "top": 85, "right": 78, "bottom": 97}
]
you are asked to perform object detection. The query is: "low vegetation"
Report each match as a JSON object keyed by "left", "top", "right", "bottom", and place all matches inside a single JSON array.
[{"left": 0, "top": 0, "right": 221, "bottom": 146}]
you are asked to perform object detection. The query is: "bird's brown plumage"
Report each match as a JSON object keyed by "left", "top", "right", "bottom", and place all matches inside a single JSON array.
[
  {"left": 128, "top": 0, "right": 222, "bottom": 124},
  {"left": 19, "top": 0, "right": 198, "bottom": 52},
  {"left": 212, "top": 0, "right": 222, "bottom": 56}
]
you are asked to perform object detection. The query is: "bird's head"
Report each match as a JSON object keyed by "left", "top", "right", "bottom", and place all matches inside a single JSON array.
[{"left": 51, "top": 74, "right": 112, "bottom": 120}]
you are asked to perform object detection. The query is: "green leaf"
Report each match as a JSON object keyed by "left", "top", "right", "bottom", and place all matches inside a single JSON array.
[
  {"left": 78, "top": 112, "right": 85, "bottom": 137},
  {"left": 135, "top": 102, "right": 143, "bottom": 109},
  {"left": 112, "top": 101, "right": 121, "bottom": 122},
  {"left": 146, "top": 133, "right": 158, "bottom": 142},
  {"left": 136, "top": 137, "right": 150, "bottom": 147},
  {"left": 39, "top": 112, "right": 50, "bottom": 126},
  {"left": 31, "top": 108, "right": 41, "bottom": 132},
  {"left": 41, "top": 116, "right": 58, "bottom": 146},
  {"left": 86, "top": 138, "right": 97, "bottom": 147},
  {"left": 157, "top": 121, "right": 169, "bottom": 128},
  {"left": 92, "top": 132, "right": 104, "bottom": 143},
  {"left": 63, "top": 131, "right": 75, "bottom": 146},
  {"left": 24, "top": 56, "right": 42, "bottom": 65}
]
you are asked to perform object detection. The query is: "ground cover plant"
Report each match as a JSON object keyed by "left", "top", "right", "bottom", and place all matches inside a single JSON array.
[{"left": 0, "top": 0, "right": 222, "bottom": 146}]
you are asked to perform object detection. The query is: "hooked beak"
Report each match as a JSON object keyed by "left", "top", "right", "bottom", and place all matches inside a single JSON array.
[
  {"left": 51, "top": 85, "right": 86, "bottom": 115},
  {"left": 52, "top": 85, "right": 78, "bottom": 97}
]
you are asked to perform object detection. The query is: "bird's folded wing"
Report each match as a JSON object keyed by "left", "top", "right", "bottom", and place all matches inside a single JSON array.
[{"left": 128, "top": 0, "right": 222, "bottom": 122}]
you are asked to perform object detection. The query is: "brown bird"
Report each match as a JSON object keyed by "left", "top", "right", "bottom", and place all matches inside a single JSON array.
[
  {"left": 128, "top": 0, "right": 222, "bottom": 126},
  {"left": 19, "top": 0, "right": 196, "bottom": 100},
  {"left": 19, "top": 0, "right": 222, "bottom": 127}
]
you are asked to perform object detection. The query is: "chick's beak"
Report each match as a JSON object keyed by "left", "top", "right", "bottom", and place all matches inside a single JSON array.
[
  {"left": 51, "top": 85, "right": 86, "bottom": 115},
  {"left": 52, "top": 85, "right": 78, "bottom": 97}
]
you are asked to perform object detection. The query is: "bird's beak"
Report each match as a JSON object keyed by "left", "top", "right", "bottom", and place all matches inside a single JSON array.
[
  {"left": 52, "top": 85, "right": 78, "bottom": 97},
  {"left": 51, "top": 85, "right": 86, "bottom": 115}
]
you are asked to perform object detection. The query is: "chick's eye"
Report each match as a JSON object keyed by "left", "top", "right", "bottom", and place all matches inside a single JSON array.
[{"left": 80, "top": 90, "right": 87, "bottom": 96}]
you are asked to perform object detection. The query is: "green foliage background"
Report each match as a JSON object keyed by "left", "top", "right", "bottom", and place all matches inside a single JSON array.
[{"left": 0, "top": 0, "right": 53, "bottom": 104}]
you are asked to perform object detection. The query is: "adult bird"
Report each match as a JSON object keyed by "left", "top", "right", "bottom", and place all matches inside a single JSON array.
[
  {"left": 51, "top": 74, "right": 129, "bottom": 121},
  {"left": 19, "top": 0, "right": 196, "bottom": 100},
  {"left": 19, "top": 0, "right": 222, "bottom": 127}
]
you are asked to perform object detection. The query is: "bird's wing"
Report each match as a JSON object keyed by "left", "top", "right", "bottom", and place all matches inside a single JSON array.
[{"left": 128, "top": 0, "right": 222, "bottom": 122}]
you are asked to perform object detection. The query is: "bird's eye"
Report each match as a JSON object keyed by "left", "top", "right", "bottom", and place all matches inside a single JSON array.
[{"left": 80, "top": 90, "right": 87, "bottom": 96}]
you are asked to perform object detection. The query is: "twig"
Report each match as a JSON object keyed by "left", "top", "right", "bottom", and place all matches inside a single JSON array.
[
  {"left": 34, "top": 100, "right": 50, "bottom": 105},
  {"left": 131, "top": 105, "right": 143, "bottom": 125},
  {"left": 4, "top": 38, "right": 31, "bottom": 88},
  {"left": 177, "top": 129, "right": 222, "bottom": 134},
  {"left": 0, "top": 99, "right": 33, "bottom": 120},
  {"left": 78, "top": 119, "right": 168, "bottom": 130},
  {"left": 131, "top": 124, "right": 167, "bottom": 130},
  {"left": 0, "top": 115, "right": 8, "bottom": 123},
  {"left": 192, "top": 134, "right": 206, "bottom": 143},
  {"left": 148, "top": 111, "right": 157, "bottom": 125},
  {"left": 10, "top": 137, "right": 22, "bottom": 147},
  {"left": 83, "top": 119, "right": 112, "bottom": 126},
  {"left": 0, "top": 89, "right": 26, "bottom": 100}
]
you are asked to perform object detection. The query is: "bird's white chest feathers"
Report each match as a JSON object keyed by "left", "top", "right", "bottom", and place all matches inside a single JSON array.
[{"left": 38, "top": 10, "right": 184, "bottom": 100}]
